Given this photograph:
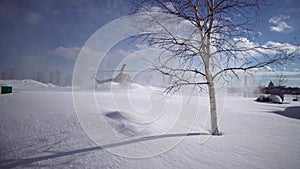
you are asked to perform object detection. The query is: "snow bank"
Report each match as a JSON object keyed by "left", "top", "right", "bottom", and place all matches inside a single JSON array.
[
  {"left": 256, "top": 94, "right": 283, "bottom": 104},
  {"left": 268, "top": 95, "right": 282, "bottom": 103},
  {"left": 0, "top": 79, "right": 69, "bottom": 91},
  {"left": 0, "top": 79, "right": 161, "bottom": 93}
]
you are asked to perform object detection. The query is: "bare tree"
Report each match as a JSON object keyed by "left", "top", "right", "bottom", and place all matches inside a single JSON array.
[
  {"left": 9, "top": 69, "right": 16, "bottom": 79},
  {"left": 64, "top": 75, "right": 72, "bottom": 86},
  {"left": 0, "top": 72, "right": 6, "bottom": 80},
  {"left": 50, "top": 72, "right": 55, "bottom": 84},
  {"left": 132, "top": 0, "right": 299, "bottom": 135},
  {"left": 56, "top": 70, "right": 61, "bottom": 86},
  {"left": 37, "top": 72, "right": 45, "bottom": 83},
  {"left": 276, "top": 72, "right": 288, "bottom": 87}
]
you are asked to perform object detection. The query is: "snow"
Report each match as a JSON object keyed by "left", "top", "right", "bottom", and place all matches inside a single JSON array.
[
  {"left": 1, "top": 80, "right": 300, "bottom": 169},
  {"left": 256, "top": 94, "right": 283, "bottom": 103},
  {"left": 0, "top": 79, "right": 70, "bottom": 91},
  {"left": 268, "top": 94, "right": 283, "bottom": 103},
  {"left": 257, "top": 94, "right": 268, "bottom": 102}
]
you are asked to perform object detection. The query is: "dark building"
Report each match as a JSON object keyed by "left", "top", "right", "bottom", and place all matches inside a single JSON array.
[{"left": 263, "top": 81, "right": 300, "bottom": 100}]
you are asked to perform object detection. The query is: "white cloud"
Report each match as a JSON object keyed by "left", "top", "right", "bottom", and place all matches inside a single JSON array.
[
  {"left": 264, "top": 66, "right": 273, "bottom": 71},
  {"left": 52, "top": 46, "right": 81, "bottom": 60},
  {"left": 268, "top": 15, "right": 293, "bottom": 33},
  {"left": 263, "top": 41, "right": 300, "bottom": 53},
  {"left": 231, "top": 39, "right": 300, "bottom": 57},
  {"left": 234, "top": 37, "right": 258, "bottom": 49},
  {"left": 255, "top": 71, "right": 300, "bottom": 76}
]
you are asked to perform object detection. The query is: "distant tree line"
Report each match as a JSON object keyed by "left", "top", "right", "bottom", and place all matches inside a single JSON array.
[
  {"left": 263, "top": 81, "right": 300, "bottom": 95},
  {"left": 0, "top": 69, "right": 72, "bottom": 86},
  {"left": 0, "top": 69, "right": 16, "bottom": 80}
]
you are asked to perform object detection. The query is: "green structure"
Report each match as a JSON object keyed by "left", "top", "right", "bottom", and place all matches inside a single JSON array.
[{"left": 1, "top": 86, "right": 12, "bottom": 94}]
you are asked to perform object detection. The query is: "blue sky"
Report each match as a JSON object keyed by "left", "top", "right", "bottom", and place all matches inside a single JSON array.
[
  {"left": 0, "top": 0, "right": 130, "bottom": 83},
  {"left": 0, "top": 0, "right": 299, "bottom": 86}
]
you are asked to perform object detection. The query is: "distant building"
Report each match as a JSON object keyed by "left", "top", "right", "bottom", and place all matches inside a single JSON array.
[
  {"left": 268, "top": 81, "right": 274, "bottom": 89},
  {"left": 263, "top": 81, "right": 300, "bottom": 100}
]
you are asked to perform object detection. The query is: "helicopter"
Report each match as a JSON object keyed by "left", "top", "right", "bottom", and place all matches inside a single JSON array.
[{"left": 93, "top": 64, "right": 132, "bottom": 85}]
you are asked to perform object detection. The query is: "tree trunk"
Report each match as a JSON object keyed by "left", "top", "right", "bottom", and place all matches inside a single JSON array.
[
  {"left": 207, "top": 76, "right": 219, "bottom": 135},
  {"left": 204, "top": 57, "right": 219, "bottom": 135}
]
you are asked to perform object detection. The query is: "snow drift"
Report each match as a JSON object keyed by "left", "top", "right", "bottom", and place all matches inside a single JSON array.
[
  {"left": 256, "top": 94, "right": 283, "bottom": 104},
  {"left": 0, "top": 79, "right": 62, "bottom": 91}
]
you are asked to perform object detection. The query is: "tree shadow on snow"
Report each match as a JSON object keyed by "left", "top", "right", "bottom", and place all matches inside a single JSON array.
[
  {"left": 0, "top": 132, "right": 207, "bottom": 169},
  {"left": 269, "top": 106, "right": 300, "bottom": 120}
]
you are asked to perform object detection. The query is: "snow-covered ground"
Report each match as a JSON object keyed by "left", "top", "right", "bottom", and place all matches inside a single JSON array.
[
  {"left": 0, "top": 80, "right": 299, "bottom": 169},
  {"left": 0, "top": 79, "right": 70, "bottom": 92}
]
